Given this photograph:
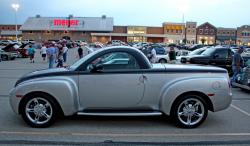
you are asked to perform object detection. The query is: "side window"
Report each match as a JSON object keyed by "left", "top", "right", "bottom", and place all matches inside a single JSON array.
[
  {"left": 214, "top": 49, "right": 228, "bottom": 59},
  {"left": 86, "top": 52, "right": 140, "bottom": 71}
]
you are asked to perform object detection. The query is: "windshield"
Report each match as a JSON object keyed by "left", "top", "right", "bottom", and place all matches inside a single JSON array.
[
  {"left": 189, "top": 48, "right": 205, "bottom": 55},
  {"left": 201, "top": 48, "right": 216, "bottom": 56},
  {"left": 68, "top": 49, "right": 102, "bottom": 70}
]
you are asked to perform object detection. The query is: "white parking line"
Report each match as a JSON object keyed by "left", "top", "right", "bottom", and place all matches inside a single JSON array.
[
  {"left": 231, "top": 104, "right": 250, "bottom": 117},
  {"left": 1, "top": 131, "right": 250, "bottom": 137}
]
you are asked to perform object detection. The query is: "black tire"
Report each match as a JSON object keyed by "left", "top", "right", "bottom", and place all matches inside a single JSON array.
[
  {"left": 20, "top": 93, "right": 60, "bottom": 128},
  {"left": 159, "top": 59, "right": 167, "bottom": 63},
  {"left": 171, "top": 94, "right": 208, "bottom": 128}
]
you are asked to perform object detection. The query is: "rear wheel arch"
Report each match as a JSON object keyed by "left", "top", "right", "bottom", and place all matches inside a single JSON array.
[{"left": 170, "top": 91, "right": 214, "bottom": 114}]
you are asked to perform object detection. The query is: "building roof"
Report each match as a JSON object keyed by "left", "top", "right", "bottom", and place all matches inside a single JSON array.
[
  {"left": 163, "top": 22, "right": 185, "bottom": 25},
  {"left": 217, "top": 27, "right": 236, "bottom": 31},
  {"left": 20, "top": 17, "right": 113, "bottom": 31}
]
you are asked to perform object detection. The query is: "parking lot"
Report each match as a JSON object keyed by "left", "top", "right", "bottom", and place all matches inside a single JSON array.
[{"left": 0, "top": 48, "right": 250, "bottom": 145}]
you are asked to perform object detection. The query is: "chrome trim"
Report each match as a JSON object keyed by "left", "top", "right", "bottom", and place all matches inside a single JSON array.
[{"left": 77, "top": 112, "right": 162, "bottom": 116}]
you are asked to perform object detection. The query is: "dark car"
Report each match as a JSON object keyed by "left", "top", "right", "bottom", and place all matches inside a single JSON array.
[
  {"left": 186, "top": 47, "right": 234, "bottom": 73},
  {"left": 188, "top": 44, "right": 204, "bottom": 51},
  {"left": 180, "top": 47, "right": 207, "bottom": 63}
]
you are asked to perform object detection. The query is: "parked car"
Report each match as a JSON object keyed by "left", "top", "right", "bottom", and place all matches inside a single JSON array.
[
  {"left": 185, "top": 47, "right": 234, "bottom": 73},
  {"left": 180, "top": 47, "right": 208, "bottom": 63},
  {"left": 18, "top": 43, "right": 31, "bottom": 58},
  {"left": 10, "top": 46, "right": 232, "bottom": 128},
  {"left": 188, "top": 44, "right": 204, "bottom": 51},
  {"left": 233, "top": 66, "right": 250, "bottom": 91},
  {"left": 141, "top": 45, "right": 169, "bottom": 63},
  {"left": 0, "top": 49, "right": 17, "bottom": 60},
  {"left": 1, "top": 43, "right": 20, "bottom": 57}
]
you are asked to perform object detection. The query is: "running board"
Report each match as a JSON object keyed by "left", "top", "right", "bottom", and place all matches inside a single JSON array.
[{"left": 77, "top": 111, "right": 162, "bottom": 116}]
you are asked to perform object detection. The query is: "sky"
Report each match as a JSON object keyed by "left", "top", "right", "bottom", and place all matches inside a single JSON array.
[{"left": 0, "top": 0, "right": 249, "bottom": 28}]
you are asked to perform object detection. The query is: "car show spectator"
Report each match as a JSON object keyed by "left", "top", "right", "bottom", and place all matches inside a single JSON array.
[
  {"left": 46, "top": 44, "right": 57, "bottom": 68},
  {"left": 231, "top": 47, "right": 244, "bottom": 86},
  {"left": 62, "top": 44, "right": 68, "bottom": 63},
  {"left": 27, "top": 45, "right": 35, "bottom": 63},
  {"left": 78, "top": 45, "right": 83, "bottom": 59},
  {"left": 149, "top": 48, "right": 157, "bottom": 63},
  {"left": 168, "top": 46, "right": 176, "bottom": 64},
  {"left": 40, "top": 44, "right": 47, "bottom": 61},
  {"left": 56, "top": 48, "right": 64, "bottom": 68}
]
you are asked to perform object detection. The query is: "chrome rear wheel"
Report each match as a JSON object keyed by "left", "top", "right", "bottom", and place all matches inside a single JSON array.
[{"left": 172, "top": 95, "right": 208, "bottom": 128}]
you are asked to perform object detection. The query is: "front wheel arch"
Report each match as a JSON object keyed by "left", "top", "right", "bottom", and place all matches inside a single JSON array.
[{"left": 19, "top": 91, "right": 64, "bottom": 116}]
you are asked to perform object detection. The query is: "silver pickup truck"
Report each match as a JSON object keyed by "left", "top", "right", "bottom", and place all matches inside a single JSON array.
[{"left": 9, "top": 46, "right": 232, "bottom": 128}]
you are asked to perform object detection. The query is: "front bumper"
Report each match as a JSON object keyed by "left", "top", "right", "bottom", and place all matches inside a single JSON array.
[{"left": 9, "top": 88, "right": 21, "bottom": 114}]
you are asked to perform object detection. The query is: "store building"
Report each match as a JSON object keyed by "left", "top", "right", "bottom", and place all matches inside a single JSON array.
[
  {"left": 216, "top": 27, "right": 236, "bottom": 45},
  {"left": 20, "top": 15, "right": 114, "bottom": 42},
  {"left": 92, "top": 25, "right": 166, "bottom": 43},
  {"left": 0, "top": 25, "right": 22, "bottom": 40},
  {"left": 196, "top": 22, "right": 217, "bottom": 45},
  {"left": 236, "top": 25, "right": 250, "bottom": 46},
  {"left": 163, "top": 22, "right": 185, "bottom": 44},
  {"left": 185, "top": 22, "right": 197, "bottom": 44}
]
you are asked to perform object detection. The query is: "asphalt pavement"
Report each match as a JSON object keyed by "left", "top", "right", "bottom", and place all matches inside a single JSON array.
[{"left": 0, "top": 48, "right": 250, "bottom": 145}]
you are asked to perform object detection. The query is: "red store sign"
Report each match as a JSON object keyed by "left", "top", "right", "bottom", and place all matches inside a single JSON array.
[{"left": 53, "top": 19, "right": 79, "bottom": 26}]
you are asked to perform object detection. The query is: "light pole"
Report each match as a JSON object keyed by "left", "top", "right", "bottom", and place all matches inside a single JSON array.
[{"left": 11, "top": 3, "right": 19, "bottom": 42}]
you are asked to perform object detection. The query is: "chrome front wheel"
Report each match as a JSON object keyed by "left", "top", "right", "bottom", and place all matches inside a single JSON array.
[
  {"left": 21, "top": 93, "right": 59, "bottom": 128},
  {"left": 25, "top": 97, "right": 53, "bottom": 125}
]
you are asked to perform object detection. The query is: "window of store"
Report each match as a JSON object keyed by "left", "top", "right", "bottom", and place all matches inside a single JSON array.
[
  {"left": 199, "top": 29, "right": 203, "bottom": 34},
  {"left": 205, "top": 29, "right": 209, "bottom": 34},
  {"left": 210, "top": 29, "right": 214, "bottom": 34}
]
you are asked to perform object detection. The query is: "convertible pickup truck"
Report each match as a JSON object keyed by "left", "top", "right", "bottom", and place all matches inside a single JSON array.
[{"left": 10, "top": 46, "right": 232, "bottom": 128}]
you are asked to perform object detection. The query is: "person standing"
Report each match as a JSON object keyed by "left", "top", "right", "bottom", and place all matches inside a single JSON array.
[
  {"left": 40, "top": 44, "right": 47, "bottom": 61},
  {"left": 27, "top": 45, "right": 35, "bottom": 63},
  {"left": 62, "top": 44, "right": 68, "bottom": 63},
  {"left": 168, "top": 46, "right": 176, "bottom": 64},
  {"left": 78, "top": 45, "right": 83, "bottom": 59},
  {"left": 46, "top": 44, "right": 57, "bottom": 69},
  {"left": 56, "top": 48, "right": 64, "bottom": 68},
  {"left": 150, "top": 48, "right": 157, "bottom": 63},
  {"left": 231, "top": 47, "right": 244, "bottom": 85}
]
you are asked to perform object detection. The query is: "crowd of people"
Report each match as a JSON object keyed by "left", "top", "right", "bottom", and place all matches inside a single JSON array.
[{"left": 26, "top": 40, "right": 92, "bottom": 69}]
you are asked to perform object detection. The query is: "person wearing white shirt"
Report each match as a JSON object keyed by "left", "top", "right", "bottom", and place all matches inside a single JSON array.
[
  {"left": 62, "top": 44, "right": 68, "bottom": 62},
  {"left": 150, "top": 48, "right": 157, "bottom": 63},
  {"left": 40, "top": 45, "right": 47, "bottom": 61}
]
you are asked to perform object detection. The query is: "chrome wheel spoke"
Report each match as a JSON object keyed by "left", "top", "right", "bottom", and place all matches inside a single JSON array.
[
  {"left": 44, "top": 102, "right": 50, "bottom": 108},
  {"left": 34, "top": 115, "right": 40, "bottom": 123},
  {"left": 194, "top": 112, "right": 203, "bottom": 117},
  {"left": 33, "top": 98, "right": 39, "bottom": 105},
  {"left": 178, "top": 112, "right": 185, "bottom": 116},
  {"left": 187, "top": 115, "right": 192, "bottom": 125},
  {"left": 41, "top": 111, "right": 51, "bottom": 119},
  {"left": 26, "top": 108, "right": 34, "bottom": 113},
  {"left": 193, "top": 102, "right": 200, "bottom": 110}
]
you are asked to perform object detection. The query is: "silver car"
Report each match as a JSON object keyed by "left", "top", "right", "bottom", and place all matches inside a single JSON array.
[{"left": 9, "top": 46, "right": 232, "bottom": 128}]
